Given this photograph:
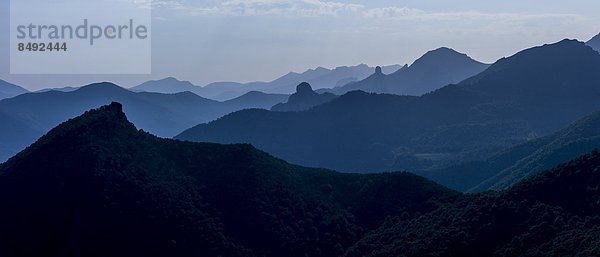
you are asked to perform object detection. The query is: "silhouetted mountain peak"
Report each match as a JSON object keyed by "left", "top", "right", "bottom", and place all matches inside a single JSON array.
[
  {"left": 331, "top": 47, "right": 488, "bottom": 96},
  {"left": 296, "top": 82, "right": 315, "bottom": 95},
  {"left": 423, "top": 47, "right": 462, "bottom": 58},
  {"left": 163, "top": 77, "right": 196, "bottom": 87},
  {"left": 550, "top": 38, "right": 581, "bottom": 47},
  {"left": 50, "top": 101, "right": 132, "bottom": 134},
  {"left": 80, "top": 82, "right": 122, "bottom": 89},
  {"left": 461, "top": 38, "right": 599, "bottom": 89},
  {"left": 374, "top": 66, "right": 383, "bottom": 75},
  {"left": 76, "top": 82, "right": 130, "bottom": 94},
  {"left": 107, "top": 101, "right": 123, "bottom": 112},
  {"left": 271, "top": 82, "right": 336, "bottom": 112},
  {"left": 534, "top": 39, "right": 592, "bottom": 54},
  {"left": 409, "top": 47, "right": 482, "bottom": 69},
  {"left": 429, "top": 47, "right": 459, "bottom": 55},
  {"left": 131, "top": 77, "right": 200, "bottom": 96},
  {"left": 365, "top": 66, "right": 387, "bottom": 80},
  {"left": 0, "top": 102, "right": 464, "bottom": 257},
  {"left": 5, "top": 102, "right": 134, "bottom": 164},
  {"left": 155, "top": 77, "right": 192, "bottom": 84}
]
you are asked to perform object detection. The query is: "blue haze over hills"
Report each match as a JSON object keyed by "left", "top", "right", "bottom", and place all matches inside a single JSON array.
[
  {"left": 2, "top": 0, "right": 600, "bottom": 254},
  {"left": 0, "top": 83, "right": 286, "bottom": 161},
  {"left": 0, "top": 80, "right": 28, "bottom": 100},
  {"left": 1, "top": 33, "right": 600, "bottom": 256},
  {"left": 329, "top": 48, "right": 490, "bottom": 96},
  {"left": 177, "top": 39, "right": 600, "bottom": 192},
  {"left": 132, "top": 64, "right": 402, "bottom": 101},
  {"left": 0, "top": 36, "right": 599, "bottom": 193}
]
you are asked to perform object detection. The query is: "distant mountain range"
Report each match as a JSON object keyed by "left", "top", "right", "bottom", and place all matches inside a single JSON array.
[
  {"left": 35, "top": 86, "right": 81, "bottom": 93},
  {"left": 137, "top": 50, "right": 482, "bottom": 101},
  {"left": 131, "top": 64, "right": 402, "bottom": 101},
  {"left": 222, "top": 91, "right": 288, "bottom": 110},
  {"left": 0, "top": 80, "right": 28, "bottom": 100},
  {"left": 328, "top": 47, "right": 489, "bottom": 96},
  {"left": 588, "top": 33, "right": 600, "bottom": 52},
  {"left": 131, "top": 77, "right": 200, "bottom": 94},
  {"left": 1, "top": 103, "right": 599, "bottom": 256},
  {"left": 0, "top": 84, "right": 287, "bottom": 162},
  {"left": 271, "top": 82, "right": 337, "bottom": 112},
  {"left": 176, "top": 39, "right": 600, "bottom": 190}
]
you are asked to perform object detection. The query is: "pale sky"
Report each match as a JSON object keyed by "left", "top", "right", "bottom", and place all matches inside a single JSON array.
[{"left": 1, "top": 0, "right": 599, "bottom": 90}]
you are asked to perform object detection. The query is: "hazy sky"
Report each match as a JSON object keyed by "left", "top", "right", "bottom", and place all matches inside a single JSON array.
[{"left": 1, "top": 0, "right": 599, "bottom": 90}]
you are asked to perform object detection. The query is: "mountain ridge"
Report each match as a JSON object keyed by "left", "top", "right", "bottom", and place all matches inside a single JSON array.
[
  {"left": 0, "top": 103, "right": 459, "bottom": 256},
  {"left": 473, "top": 111, "right": 600, "bottom": 191},
  {"left": 0, "top": 82, "right": 287, "bottom": 162},
  {"left": 131, "top": 77, "right": 200, "bottom": 94},
  {"left": 348, "top": 150, "right": 600, "bottom": 257},
  {"left": 0, "top": 80, "right": 29, "bottom": 100},
  {"left": 331, "top": 47, "right": 489, "bottom": 96},
  {"left": 177, "top": 39, "right": 600, "bottom": 186},
  {"left": 271, "top": 82, "right": 338, "bottom": 112},
  {"left": 419, "top": 110, "right": 600, "bottom": 192},
  {"left": 131, "top": 64, "right": 402, "bottom": 101},
  {"left": 1, "top": 103, "right": 600, "bottom": 256}
]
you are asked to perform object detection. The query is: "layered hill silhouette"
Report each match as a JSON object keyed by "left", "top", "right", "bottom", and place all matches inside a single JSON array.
[
  {"left": 0, "top": 83, "right": 287, "bottom": 162},
  {"left": 132, "top": 65, "right": 401, "bottom": 101},
  {"left": 420, "top": 111, "right": 600, "bottom": 192},
  {"left": 177, "top": 39, "right": 600, "bottom": 187},
  {"left": 35, "top": 86, "right": 80, "bottom": 93},
  {"left": 131, "top": 77, "right": 288, "bottom": 103},
  {"left": 2, "top": 103, "right": 600, "bottom": 256},
  {"left": 472, "top": 111, "right": 600, "bottom": 191},
  {"left": 347, "top": 150, "right": 600, "bottom": 257},
  {"left": 330, "top": 48, "right": 489, "bottom": 96},
  {"left": 222, "top": 90, "right": 288, "bottom": 110},
  {"left": 271, "top": 82, "right": 337, "bottom": 112},
  {"left": 0, "top": 83, "right": 218, "bottom": 137},
  {"left": 131, "top": 77, "right": 201, "bottom": 94},
  {"left": 0, "top": 103, "right": 458, "bottom": 257},
  {"left": 0, "top": 110, "right": 41, "bottom": 162},
  {"left": 0, "top": 80, "right": 28, "bottom": 100},
  {"left": 132, "top": 47, "right": 489, "bottom": 100},
  {"left": 588, "top": 33, "right": 600, "bottom": 52}
]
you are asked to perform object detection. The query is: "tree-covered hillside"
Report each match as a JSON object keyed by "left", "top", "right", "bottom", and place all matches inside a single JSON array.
[
  {"left": 1, "top": 103, "right": 600, "bottom": 257},
  {"left": 346, "top": 150, "right": 600, "bottom": 257},
  {"left": 421, "top": 111, "right": 600, "bottom": 192},
  {"left": 0, "top": 103, "right": 457, "bottom": 257}
]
